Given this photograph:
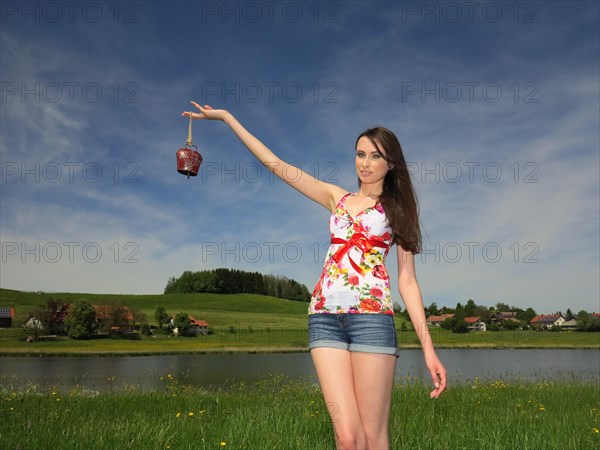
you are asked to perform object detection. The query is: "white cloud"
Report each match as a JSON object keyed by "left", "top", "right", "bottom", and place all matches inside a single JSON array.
[{"left": 1, "top": 2, "right": 598, "bottom": 315}]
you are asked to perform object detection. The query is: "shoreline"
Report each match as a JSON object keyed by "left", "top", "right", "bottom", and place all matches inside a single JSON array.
[{"left": 1, "top": 343, "right": 599, "bottom": 357}]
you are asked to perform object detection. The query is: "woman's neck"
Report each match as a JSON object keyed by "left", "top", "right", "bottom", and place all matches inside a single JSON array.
[{"left": 356, "top": 186, "right": 383, "bottom": 199}]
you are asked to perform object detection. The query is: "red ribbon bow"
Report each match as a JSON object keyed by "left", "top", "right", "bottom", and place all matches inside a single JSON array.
[{"left": 330, "top": 233, "right": 389, "bottom": 275}]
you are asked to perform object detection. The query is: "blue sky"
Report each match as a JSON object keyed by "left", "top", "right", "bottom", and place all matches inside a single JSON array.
[{"left": 1, "top": 1, "right": 598, "bottom": 315}]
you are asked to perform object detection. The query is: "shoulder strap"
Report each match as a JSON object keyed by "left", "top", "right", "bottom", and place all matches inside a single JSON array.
[{"left": 335, "top": 192, "right": 352, "bottom": 209}]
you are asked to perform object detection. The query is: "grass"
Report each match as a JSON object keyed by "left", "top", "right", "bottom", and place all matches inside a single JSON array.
[
  {"left": 0, "top": 374, "right": 598, "bottom": 449},
  {"left": 1, "top": 288, "right": 599, "bottom": 355}
]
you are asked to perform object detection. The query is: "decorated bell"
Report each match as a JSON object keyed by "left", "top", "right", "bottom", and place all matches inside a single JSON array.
[{"left": 177, "top": 114, "right": 202, "bottom": 178}]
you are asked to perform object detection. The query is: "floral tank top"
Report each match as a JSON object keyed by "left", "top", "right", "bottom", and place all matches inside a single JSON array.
[{"left": 309, "top": 193, "right": 394, "bottom": 315}]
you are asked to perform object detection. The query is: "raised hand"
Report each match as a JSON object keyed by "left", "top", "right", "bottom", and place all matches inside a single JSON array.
[{"left": 181, "top": 101, "right": 229, "bottom": 121}]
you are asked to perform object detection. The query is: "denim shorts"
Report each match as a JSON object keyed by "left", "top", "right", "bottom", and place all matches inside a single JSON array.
[{"left": 308, "top": 313, "right": 399, "bottom": 357}]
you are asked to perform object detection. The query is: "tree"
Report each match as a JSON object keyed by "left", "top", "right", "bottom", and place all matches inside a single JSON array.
[
  {"left": 565, "top": 309, "right": 574, "bottom": 321},
  {"left": 164, "top": 276, "right": 178, "bottom": 294},
  {"left": 576, "top": 313, "right": 600, "bottom": 331},
  {"left": 441, "top": 317, "right": 453, "bottom": 330},
  {"left": 130, "top": 307, "right": 148, "bottom": 327},
  {"left": 454, "top": 303, "right": 466, "bottom": 321},
  {"left": 503, "top": 319, "right": 520, "bottom": 330},
  {"left": 154, "top": 307, "right": 169, "bottom": 330},
  {"left": 427, "top": 302, "right": 439, "bottom": 317},
  {"left": 452, "top": 318, "right": 468, "bottom": 333},
  {"left": 474, "top": 306, "right": 493, "bottom": 324},
  {"left": 37, "top": 298, "right": 70, "bottom": 334},
  {"left": 164, "top": 268, "right": 310, "bottom": 300},
  {"left": 495, "top": 302, "right": 511, "bottom": 312},
  {"left": 465, "top": 299, "right": 476, "bottom": 317},
  {"left": 26, "top": 298, "right": 70, "bottom": 336},
  {"left": 140, "top": 323, "right": 152, "bottom": 336},
  {"left": 174, "top": 313, "right": 191, "bottom": 335},
  {"left": 108, "top": 300, "right": 131, "bottom": 330},
  {"left": 64, "top": 299, "right": 96, "bottom": 339},
  {"left": 518, "top": 307, "right": 537, "bottom": 324}
]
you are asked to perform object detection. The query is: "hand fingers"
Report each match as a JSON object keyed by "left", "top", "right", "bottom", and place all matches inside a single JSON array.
[
  {"left": 181, "top": 111, "right": 202, "bottom": 119},
  {"left": 429, "top": 369, "right": 447, "bottom": 398},
  {"left": 184, "top": 102, "right": 215, "bottom": 119},
  {"left": 191, "top": 101, "right": 213, "bottom": 112},
  {"left": 438, "top": 369, "right": 447, "bottom": 392},
  {"left": 429, "top": 369, "right": 440, "bottom": 388}
]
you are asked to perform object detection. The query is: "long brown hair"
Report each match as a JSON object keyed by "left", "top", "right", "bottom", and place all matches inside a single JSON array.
[{"left": 356, "top": 127, "right": 422, "bottom": 254}]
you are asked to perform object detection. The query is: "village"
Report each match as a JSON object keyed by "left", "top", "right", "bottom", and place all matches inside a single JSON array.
[
  {"left": 0, "top": 303, "right": 209, "bottom": 338},
  {"left": 425, "top": 311, "right": 600, "bottom": 332},
  {"left": 1, "top": 302, "right": 599, "bottom": 339}
]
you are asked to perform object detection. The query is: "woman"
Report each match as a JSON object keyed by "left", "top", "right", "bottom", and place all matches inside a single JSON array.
[{"left": 182, "top": 102, "right": 447, "bottom": 450}]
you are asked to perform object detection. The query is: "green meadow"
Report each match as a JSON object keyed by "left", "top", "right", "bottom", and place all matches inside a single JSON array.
[
  {"left": 0, "top": 288, "right": 598, "bottom": 355},
  {"left": 2, "top": 288, "right": 599, "bottom": 449},
  {"left": 0, "top": 374, "right": 598, "bottom": 450}
]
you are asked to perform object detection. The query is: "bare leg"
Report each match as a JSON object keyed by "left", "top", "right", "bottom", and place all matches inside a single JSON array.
[
  {"left": 351, "top": 352, "right": 397, "bottom": 450},
  {"left": 310, "top": 348, "right": 368, "bottom": 449}
]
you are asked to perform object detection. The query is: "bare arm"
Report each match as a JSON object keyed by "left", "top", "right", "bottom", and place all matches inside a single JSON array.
[
  {"left": 182, "top": 102, "right": 346, "bottom": 211},
  {"left": 397, "top": 245, "right": 447, "bottom": 398}
]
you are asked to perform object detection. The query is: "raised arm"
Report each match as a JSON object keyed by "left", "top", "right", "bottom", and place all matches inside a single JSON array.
[
  {"left": 396, "top": 245, "right": 447, "bottom": 398},
  {"left": 182, "top": 102, "right": 346, "bottom": 211}
]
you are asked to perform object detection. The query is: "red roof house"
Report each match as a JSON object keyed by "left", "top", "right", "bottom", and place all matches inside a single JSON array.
[
  {"left": 530, "top": 314, "right": 565, "bottom": 328},
  {"left": 426, "top": 314, "right": 454, "bottom": 326},
  {"left": 464, "top": 316, "right": 487, "bottom": 331},
  {"left": 186, "top": 315, "right": 209, "bottom": 336}
]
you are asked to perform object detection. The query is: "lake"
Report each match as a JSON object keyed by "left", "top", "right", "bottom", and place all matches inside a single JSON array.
[{"left": 1, "top": 349, "right": 598, "bottom": 391}]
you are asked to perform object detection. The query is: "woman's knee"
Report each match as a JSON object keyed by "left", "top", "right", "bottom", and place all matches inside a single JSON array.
[
  {"left": 364, "top": 427, "right": 389, "bottom": 449},
  {"left": 335, "top": 427, "right": 367, "bottom": 450}
]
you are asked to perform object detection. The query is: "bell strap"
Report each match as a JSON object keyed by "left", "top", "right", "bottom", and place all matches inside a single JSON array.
[
  {"left": 331, "top": 234, "right": 389, "bottom": 275},
  {"left": 186, "top": 113, "right": 193, "bottom": 146}
]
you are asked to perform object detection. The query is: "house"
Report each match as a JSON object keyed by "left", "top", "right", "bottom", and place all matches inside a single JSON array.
[
  {"left": 530, "top": 314, "right": 565, "bottom": 329},
  {"left": 185, "top": 316, "right": 209, "bottom": 336},
  {"left": 560, "top": 318, "right": 578, "bottom": 330},
  {"left": 0, "top": 307, "right": 15, "bottom": 327},
  {"left": 464, "top": 316, "right": 487, "bottom": 331},
  {"left": 426, "top": 314, "right": 454, "bottom": 326},
  {"left": 491, "top": 311, "right": 519, "bottom": 324}
]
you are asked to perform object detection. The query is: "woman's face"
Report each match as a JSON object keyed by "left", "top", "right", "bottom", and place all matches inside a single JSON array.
[{"left": 355, "top": 136, "right": 390, "bottom": 189}]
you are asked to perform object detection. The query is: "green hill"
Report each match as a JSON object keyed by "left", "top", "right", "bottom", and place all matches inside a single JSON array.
[
  {"left": 0, "top": 288, "right": 312, "bottom": 354},
  {"left": 0, "top": 288, "right": 308, "bottom": 328}
]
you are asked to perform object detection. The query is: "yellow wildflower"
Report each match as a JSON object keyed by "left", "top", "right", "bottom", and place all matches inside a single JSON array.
[
  {"left": 220, "top": 442, "right": 227, "bottom": 447},
  {"left": 176, "top": 412, "right": 181, "bottom": 418},
  {"left": 188, "top": 411, "right": 194, "bottom": 417},
  {"left": 593, "top": 428, "right": 599, "bottom": 434}
]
